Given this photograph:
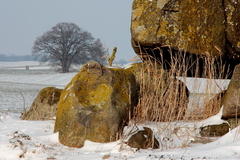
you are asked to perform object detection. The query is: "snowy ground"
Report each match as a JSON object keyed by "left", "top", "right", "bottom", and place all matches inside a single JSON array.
[{"left": 0, "top": 61, "right": 239, "bottom": 160}]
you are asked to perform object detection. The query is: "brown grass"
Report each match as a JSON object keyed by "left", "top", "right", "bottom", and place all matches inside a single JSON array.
[{"left": 132, "top": 48, "right": 230, "bottom": 123}]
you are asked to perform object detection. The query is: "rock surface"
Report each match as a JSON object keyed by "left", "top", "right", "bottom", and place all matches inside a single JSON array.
[
  {"left": 200, "top": 123, "right": 230, "bottom": 137},
  {"left": 200, "top": 118, "right": 240, "bottom": 137},
  {"left": 131, "top": 0, "right": 225, "bottom": 57},
  {"left": 21, "top": 87, "right": 62, "bottom": 120},
  {"left": 127, "top": 127, "right": 159, "bottom": 149},
  {"left": 222, "top": 64, "right": 240, "bottom": 119},
  {"left": 225, "top": 0, "right": 240, "bottom": 61},
  {"left": 131, "top": 0, "right": 240, "bottom": 77},
  {"left": 54, "top": 61, "right": 137, "bottom": 148}
]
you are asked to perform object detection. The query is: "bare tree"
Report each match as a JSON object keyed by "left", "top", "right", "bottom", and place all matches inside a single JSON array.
[{"left": 32, "top": 22, "right": 106, "bottom": 73}]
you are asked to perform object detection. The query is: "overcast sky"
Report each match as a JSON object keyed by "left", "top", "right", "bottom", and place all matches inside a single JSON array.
[{"left": 0, "top": 0, "right": 135, "bottom": 61}]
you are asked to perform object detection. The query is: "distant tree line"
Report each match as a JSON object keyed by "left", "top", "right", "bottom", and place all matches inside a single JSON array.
[{"left": 0, "top": 54, "right": 35, "bottom": 62}]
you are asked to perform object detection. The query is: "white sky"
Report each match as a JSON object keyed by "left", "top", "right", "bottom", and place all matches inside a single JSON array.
[{"left": 0, "top": 0, "right": 135, "bottom": 61}]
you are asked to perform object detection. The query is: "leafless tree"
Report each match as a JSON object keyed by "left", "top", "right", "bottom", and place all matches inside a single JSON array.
[{"left": 32, "top": 22, "right": 106, "bottom": 73}]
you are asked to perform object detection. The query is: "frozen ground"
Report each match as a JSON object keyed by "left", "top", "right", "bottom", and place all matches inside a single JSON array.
[{"left": 0, "top": 61, "right": 239, "bottom": 160}]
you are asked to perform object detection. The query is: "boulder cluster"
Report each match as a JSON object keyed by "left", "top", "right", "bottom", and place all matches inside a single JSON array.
[{"left": 21, "top": 0, "right": 240, "bottom": 149}]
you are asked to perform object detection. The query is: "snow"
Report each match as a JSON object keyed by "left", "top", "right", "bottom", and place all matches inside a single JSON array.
[{"left": 1, "top": 61, "right": 240, "bottom": 160}]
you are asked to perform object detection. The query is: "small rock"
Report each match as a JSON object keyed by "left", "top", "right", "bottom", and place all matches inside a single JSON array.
[{"left": 127, "top": 127, "right": 159, "bottom": 149}]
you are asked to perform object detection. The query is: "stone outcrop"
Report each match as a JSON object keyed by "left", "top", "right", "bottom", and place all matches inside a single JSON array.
[
  {"left": 54, "top": 61, "right": 138, "bottom": 148},
  {"left": 127, "top": 127, "right": 159, "bottom": 149},
  {"left": 21, "top": 87, "right": 62, "bottom": 120},
  {"left": 222, "top": 64, "right": 240, "bottom": 119},
  {"left": 131, "top": 0, "right": 240, "bottom": 77}
]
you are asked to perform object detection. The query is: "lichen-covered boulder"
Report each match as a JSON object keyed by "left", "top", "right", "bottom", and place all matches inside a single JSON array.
[
  {"left": 54, "top": 61, "right": 137, "bottom": 148},
  {"left": 21, "top": 87, "right": 62, "bottom": 120},
  {"left": 225, "top": 0, "right": 240, "bottom": 61},
  {"left": 131, "top": 0, "right": 225, "bottom": 57},
  {"left": 127, "top": 127, "right": 159, "bottom": 149},
  {"left": 131, "top": 0, "right": 240, "bottom": 77},
  {"left": 221, "top": 64, "right": 240, "bottom": 119}
]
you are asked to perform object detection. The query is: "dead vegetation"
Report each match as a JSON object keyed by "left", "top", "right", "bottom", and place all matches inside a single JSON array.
[{"left": 132, "top": 48, "right": 230, "bottom": 123}]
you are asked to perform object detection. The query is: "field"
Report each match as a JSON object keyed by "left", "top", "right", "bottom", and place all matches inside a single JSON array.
[{"left": 0, "top": 61, "right": 240, "bottom": 160}]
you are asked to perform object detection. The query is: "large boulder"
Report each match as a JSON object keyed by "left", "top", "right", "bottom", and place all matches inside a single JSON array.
[
  {"left": 225, "top": 0, "right": 240, "bottom": 61},
  {"left": 54, "top": 61, "right": 138, "bottom": 148},
  {"left": 222, "top": 64, "right": 240, "bottom": 119},
  {"left": 131, "top": 0, "right": 240, "bottom": 77},
  {"left": 131, "top": 0, "right": 225, "bottom": 57},
  {"left": 21, "top": 87, "right": 62, "bottom": 120}
]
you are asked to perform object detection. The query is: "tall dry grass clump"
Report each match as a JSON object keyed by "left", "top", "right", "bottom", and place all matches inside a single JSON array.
[{"left": 133, "top": 48, "right": 230, "bottom": 123}]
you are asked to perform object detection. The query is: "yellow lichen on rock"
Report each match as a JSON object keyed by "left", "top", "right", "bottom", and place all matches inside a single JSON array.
[
  {"left": 54, "top": 61, "right": 137, "bottom": 148},
  {"left": 131, "top": 0, "right": 226, "bottom": 57}
]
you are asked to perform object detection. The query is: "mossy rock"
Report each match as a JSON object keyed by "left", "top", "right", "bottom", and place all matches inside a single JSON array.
[
  {"left": 222, "top": 64, "right": 240, "bottom": 119},
  {"left": 21, "top": 87, "right": 62, "bottom": 120},
  {"left": 127, "top": 127, "right": 159, "bottom": 149},
  {"left": 54, "top": 61, "right": 138, "bottom": 148}
]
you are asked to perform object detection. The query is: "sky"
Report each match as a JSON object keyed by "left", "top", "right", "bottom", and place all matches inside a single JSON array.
[{"left": 0, "top": 0, "right": 135, "bottom": 61}]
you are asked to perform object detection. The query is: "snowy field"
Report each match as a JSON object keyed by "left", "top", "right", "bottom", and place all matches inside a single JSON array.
[{"left": 1, "top": 61, "right": 240, "bottom": 160}]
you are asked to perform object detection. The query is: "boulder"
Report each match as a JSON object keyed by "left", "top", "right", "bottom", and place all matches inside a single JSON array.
[
  {"left": 225, "top": 0, "right": 240, "bottom": 61},
  {"left": 127, "top": 127, "right": 159, "bottom": 149},
  {"left": 21, "top": 87, "right": 62, "bottom": 120},
  {"left": 222, "top": 64, "right": 240, "bottom": 119},
  {"left": 131, "top": 0, "right": 225, "bottom": 57},
  {"left": 200, "top": 118, "right": 240, "bottom": 137},
  {"left": 131, "top": 0, "right": 240, "bottom": 78},
  {"left": 54, "top": 61, "right": 138, "bottom": 148},
  {"left": 200, "top": 123, "right": 230, "bottom": 137}
]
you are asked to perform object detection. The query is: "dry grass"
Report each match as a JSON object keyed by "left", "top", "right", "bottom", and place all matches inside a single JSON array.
[
  {"left": 124, "top": 47, "right": 232, "bottom": 150},
  {"left": 133, "top": 48, "right": 230, "bottom": 123}
]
